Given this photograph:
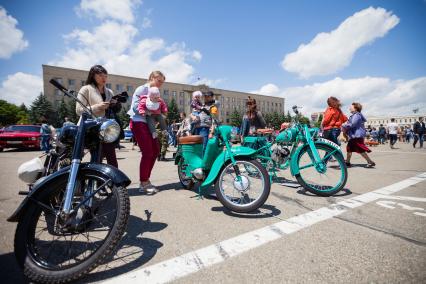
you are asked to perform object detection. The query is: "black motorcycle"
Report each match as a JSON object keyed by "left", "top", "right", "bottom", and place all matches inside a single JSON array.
[{"left": 8, "top": 79, "right": 131, "bottom": 283}]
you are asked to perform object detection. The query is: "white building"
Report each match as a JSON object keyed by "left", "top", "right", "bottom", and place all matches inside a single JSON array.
[{"left": 366, "top": 114, "right": 426, "bottom": 128}]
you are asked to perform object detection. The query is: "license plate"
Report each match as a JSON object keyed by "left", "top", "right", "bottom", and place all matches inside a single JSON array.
[{"left": 7, "top": 141, "right": 22, "bottom": 144}]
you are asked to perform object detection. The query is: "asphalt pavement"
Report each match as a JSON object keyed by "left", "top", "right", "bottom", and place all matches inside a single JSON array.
[{"left": 0, "top": 141, "right": 425, "bottom": 283}]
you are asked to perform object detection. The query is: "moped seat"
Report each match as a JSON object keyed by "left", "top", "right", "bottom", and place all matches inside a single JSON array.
[
  {"left": 256, "top": 128, "right": 273, "bottom": 135},
  {"left": 178, "top": 135, "right": 204, "bottom": 145}
]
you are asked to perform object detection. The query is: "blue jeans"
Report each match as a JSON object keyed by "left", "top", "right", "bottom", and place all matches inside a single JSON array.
[
  {"left": 324, "top": 128, "right": 341, "bottom": 146},
  {"left": 40, "top": 135, "right": 50, "bottom": 153},
  {"left": 413, "top": 134, "right": 424, "bottom": 148},
  {"left": 195, "top": 127, "right": 210, "bottom": 154}
]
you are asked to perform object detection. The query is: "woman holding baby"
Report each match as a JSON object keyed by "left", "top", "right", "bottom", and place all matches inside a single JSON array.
[{"left": 127, "top": 71, "right": 167, "bottom": 194}]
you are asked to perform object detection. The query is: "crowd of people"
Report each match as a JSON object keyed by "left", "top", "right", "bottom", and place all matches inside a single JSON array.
[{"left": 41, "top": 64, "right": 424, "bottom": 194}]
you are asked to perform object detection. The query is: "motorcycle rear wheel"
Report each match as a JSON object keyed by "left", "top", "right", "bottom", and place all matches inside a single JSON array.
[{"left": 14, "top": 173, "right": 129, "bottom": 283}]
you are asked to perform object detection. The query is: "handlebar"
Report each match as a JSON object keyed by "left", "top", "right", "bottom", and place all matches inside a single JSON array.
[{"left": 49, "top": 79, "right": 94, "bottom": 117}]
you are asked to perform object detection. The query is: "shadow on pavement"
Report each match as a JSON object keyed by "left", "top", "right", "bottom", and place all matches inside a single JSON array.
[
  {"left": 211, "top": 204, "right": 282, "bottom": 219},
  {"left": 78, "top": 211, "right": 166, "bottom": 283},
  {"left": 0, "top": 252, "right": 27, "bottom": 283},
  {"left": 296, "top": 188, "right": 352, "bottom": 197}
]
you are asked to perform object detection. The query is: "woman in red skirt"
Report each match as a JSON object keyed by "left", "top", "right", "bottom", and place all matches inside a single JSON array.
[{"left": 342, "top": 102, "right": 376, "bottom": 168}]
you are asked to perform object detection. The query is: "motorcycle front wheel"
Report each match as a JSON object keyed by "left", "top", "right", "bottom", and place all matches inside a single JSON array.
[
  {"left": 14, "top": 173, "right": 130, "bottom": 283},
  {"left": 215, "top": 159, "right": 271, "bottom": 213},
  {"left": 295, "top": 143, "right": 347, "bottom": 196}
]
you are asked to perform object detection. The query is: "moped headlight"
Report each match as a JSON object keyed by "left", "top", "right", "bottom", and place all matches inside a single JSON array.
[{"left": 99, "top": 119, "right": 121, "bottom": 143}]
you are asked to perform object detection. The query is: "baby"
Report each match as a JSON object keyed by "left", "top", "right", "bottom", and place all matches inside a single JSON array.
[
  {"left": 138, "top": 86, "right": 168, "bottom": 139},
  {"left": 190, "top": 91, "right": 203, "bottom": 132}
]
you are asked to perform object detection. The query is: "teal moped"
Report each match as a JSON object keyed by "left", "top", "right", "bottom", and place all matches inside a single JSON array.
[{"left": 175, "top": 110, "right": 271, "bottom": 213}]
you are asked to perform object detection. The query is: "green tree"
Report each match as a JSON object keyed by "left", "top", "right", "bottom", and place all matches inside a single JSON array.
[
  {"left": 264, "top": 112, "right": 273, "bottom": 127},
  {"left": 117, "top": 108, "right": 130, "bottom": 129},
  {"left": 229, "top": 108, "right": 242, "bottom": 126},
  {"left": 297, "top": 114, "right": 311, "bottom": 125},
  {"left": 29, "top": 93, "right": 56, "bottom": 125},
  {"left": 0, "top": 100, "right": 21, "bottom": 126},
  {"left": 57, "top": 99, "right": 69, "bottom": 124},
  {"left": 67, "top": 99, "right": 78, "bottom": 123},
  {"left": 167, "top": 97, "right": 180, "bottom": 123},
  {"left": 17, "top": 103, "right": 30, "bottom": 124},
  {"left": 314, "top": 114, "right": 323, "bottom": 128},
  {"left": 285, "top": 110, "right": 292, "bottom": 122},
  {"left": 271, "top": 111, "right": 281, "bottom": 130}
]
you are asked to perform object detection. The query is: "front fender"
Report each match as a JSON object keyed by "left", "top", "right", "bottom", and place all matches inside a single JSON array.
[
  {"left": 7, "top": 163, "right": 131, "bottom": 222},
  {"left": 290, "top": 139, "right": 342, "bottom": 176},
  {"left": 201, "top": 146, "right": 256, "bottom": 187}
]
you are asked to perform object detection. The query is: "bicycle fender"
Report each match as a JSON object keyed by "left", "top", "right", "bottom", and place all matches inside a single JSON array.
[
  {"left": 201, "top": 146, "right": 256, "bottom": 187},
  {"left": 7, "top": 163, "right": 131, "bottom": 222}
]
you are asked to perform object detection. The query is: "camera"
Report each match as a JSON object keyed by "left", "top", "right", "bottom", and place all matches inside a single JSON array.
[{"left": 111, "top": 91, "right": 128, "bottom": 103}]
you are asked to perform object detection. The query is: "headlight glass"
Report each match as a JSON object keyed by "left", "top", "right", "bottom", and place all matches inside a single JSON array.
[{"left": 99, "top": 119, "right": 121, "bottom": 143}]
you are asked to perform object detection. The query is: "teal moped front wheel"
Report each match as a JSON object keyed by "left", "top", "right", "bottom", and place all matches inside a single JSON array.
[
  {"left": 295, "top": 143, "right": 347, "bottom": 196},
  {"left": 215, "top": 159, "right": 271, "bottom": 213}
]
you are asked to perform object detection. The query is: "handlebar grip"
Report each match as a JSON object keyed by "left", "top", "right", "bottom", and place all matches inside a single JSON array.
[{"left": 49, "top": 79, "right": 68, "bottom": 92}]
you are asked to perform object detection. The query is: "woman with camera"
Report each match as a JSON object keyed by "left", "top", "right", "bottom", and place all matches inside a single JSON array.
[{"left": 76, "top": 65, "right": 124, "bottom": 168}]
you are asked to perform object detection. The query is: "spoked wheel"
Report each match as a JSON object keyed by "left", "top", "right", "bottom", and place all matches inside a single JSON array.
[
  {"left": 295, "top": 143, "right": 347, "bottom": 196},
  {"left": 14, "top": 173, "right": 129, "bottom": 283},
  {"left": 178, "top": 159, "right": 193, "bottom": 190},
  {"left": 215, "top": 159, "right": 270, "bottom": 213}
]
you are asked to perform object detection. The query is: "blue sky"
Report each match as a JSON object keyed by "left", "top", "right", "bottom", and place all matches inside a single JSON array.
[{"left": 0, "top": 0, "right": 425, "bottom": 116}]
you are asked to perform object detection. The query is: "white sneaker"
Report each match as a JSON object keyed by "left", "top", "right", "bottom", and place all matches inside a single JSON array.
[{"left": 139, "top": 183, "right": 159, "bottom": 194}]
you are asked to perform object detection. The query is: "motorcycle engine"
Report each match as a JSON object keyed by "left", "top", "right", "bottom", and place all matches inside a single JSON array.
[{"left": 271, "top": 144, "right": 290, "bottom": 165}]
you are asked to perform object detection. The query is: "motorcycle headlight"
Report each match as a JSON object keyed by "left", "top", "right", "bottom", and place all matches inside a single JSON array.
[{"left": 99, "top": 119, "right": 121, "bottom": 143}]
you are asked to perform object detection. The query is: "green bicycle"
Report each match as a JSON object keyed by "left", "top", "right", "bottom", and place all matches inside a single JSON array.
[{"left": 242, "top": 106, "right": 348, "bottom": 197}]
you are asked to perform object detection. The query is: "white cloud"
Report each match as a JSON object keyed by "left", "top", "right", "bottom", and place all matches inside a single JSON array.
[
  {"left": 192, "top": 50, "right": 202, "bottom": 61},
  {"left": 252, "top": 83, "right": 280, "bottom": 96},
  {"left": 256, "top": 76, "right": 426, "bottom": 117},
  {"left": 142, "top": 17, "right": 152, "bottom": 29},
  {"left": 0, "top": 72, "right": 43, "bottom": 105},
  {"left": 51, "top": 20, "right": 201, "bottom": 83},
  {"left": 193, "top": 77, "right": 225, "bottom": 87},
  {"left": 50, "top": 1, "right": 201, "bottom": 84},
  {"left": 77, "top": 0, "right": 142, "bottom": 23},
  {"left": 282, "top": 7, "right": 399, "bottom": 78},
  {"left": 0, "top": 7, "right": 28, "bottom": 59}
]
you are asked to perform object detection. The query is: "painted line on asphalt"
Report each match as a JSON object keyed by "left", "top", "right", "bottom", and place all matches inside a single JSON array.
[{"left": 102, "top": 172, "right": 426, "bottom": 284}]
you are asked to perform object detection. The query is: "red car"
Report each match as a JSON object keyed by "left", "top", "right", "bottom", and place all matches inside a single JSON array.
[{"left": 0, "top": 125, "right": 41, "bottom": 151}]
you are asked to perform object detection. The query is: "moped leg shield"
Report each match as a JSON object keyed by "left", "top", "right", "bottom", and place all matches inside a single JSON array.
[
  {"left": 201, "top": 146, "right": 256, "bottom": 187},
  {"left": 7, "top": 163, "right": 131, "bottom": 222}
]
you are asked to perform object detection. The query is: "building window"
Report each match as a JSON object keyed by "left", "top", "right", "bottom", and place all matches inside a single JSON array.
[
  {"left": 226, "top": 119, "right": 230, "bottom": 123},
  {"left": 81, "top": 80, "right": 85, "bottom": 86},
  {"left": 116, "top": 84, "right": 124, "bottom": 92},
  {"left": 180, "top": 92, "right": 184, "bottom": 98},
  {"left": 106, "top": 83, "right": 112, "bottom": 89},
  {"left": 179, "top": 99, "right": 184, "bottom": 106},
  {"left": 127, "top": 85, "right": 133, "bottom": 93},
  {"left": 68, "top": 79, "right": 76, "bottom": 86}
]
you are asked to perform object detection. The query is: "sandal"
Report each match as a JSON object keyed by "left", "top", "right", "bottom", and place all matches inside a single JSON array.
[{"left": 365, "top": 162, "right": 376, "bottom": 168}]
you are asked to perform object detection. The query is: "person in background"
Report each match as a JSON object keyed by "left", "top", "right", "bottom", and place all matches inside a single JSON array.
[
  {"left": 62, "top": 117, "right": 74, "bottom": 127},
  {"left": 190, "top": 91, "right": 203, "bottom": 134},
  {"left": 371, "top": 127, "right": 378, "bottom": 142},
  {"left": 405, "top": 126, "right": 413, "bottom": 143},
  {"left": 171, "top": 120, "right": 179, "bottom": 147},
  {"left": 176, "top": 112, "right": 191, "bottom": 138},
  {"left": 40, "top": 117, "right": 52, "bottom": 153},
  {"left": 321, "top": 96, "right": 348, "bottom": 146},
  {"left": 387, "top": 118, "right": 399, "bottom": 149},
  {"left": 127, "top": 70, "right": 165, "bottom": 194},
  {"left": 76, "top": 65, "right": 119, "bottom": 168},
  {"left": 378, "top": 124, "right": 386, "bottom": 144},
  {"left": 194, "top": 91, "right": 219, "bottom": 153},
  {"left": 157, "top": 120, "right": 169, "bottom": 161},
  {"left": 240, "top": 96, "right": 266, "bottom": 139},
  {"left": 413, "top": 116, "right": 425, "bottom": 148},
  {"left": 342, "top": 102, "right": 376, "bottom": 168}
]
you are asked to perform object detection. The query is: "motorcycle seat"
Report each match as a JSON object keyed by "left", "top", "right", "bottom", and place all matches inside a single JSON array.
[{"left": 178, "top": 135, "right": 204, "bottom": 145}]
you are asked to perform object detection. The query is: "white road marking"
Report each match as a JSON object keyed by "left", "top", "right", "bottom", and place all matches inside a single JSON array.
[
  {"left": 376, "top": 200, "right": 397, "bottom": 209},
  {"left": 102, "top": 173, "right": 426, "bottom": 284}
]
